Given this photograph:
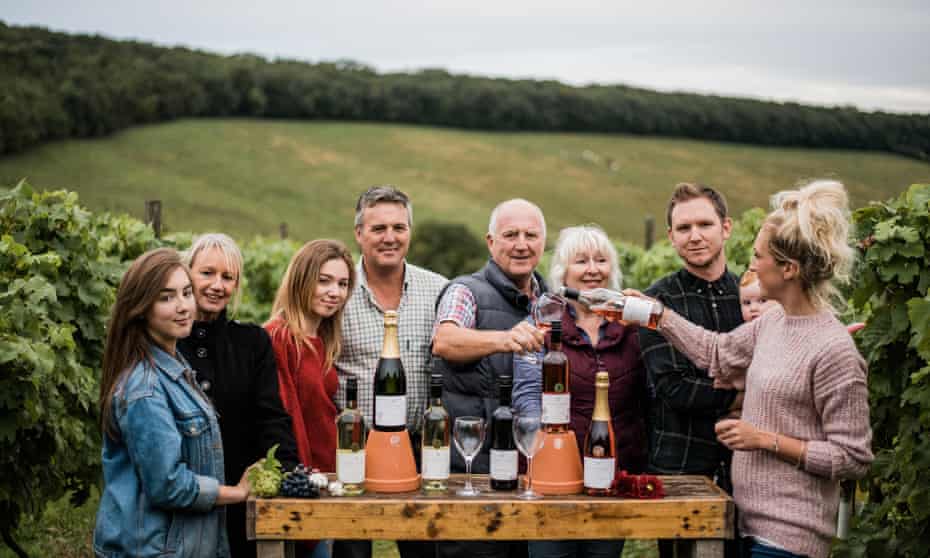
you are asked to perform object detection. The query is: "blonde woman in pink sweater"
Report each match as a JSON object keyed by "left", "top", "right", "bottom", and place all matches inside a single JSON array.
[{"left": 632, "top": 180, "right": 873, "bottom": 558}]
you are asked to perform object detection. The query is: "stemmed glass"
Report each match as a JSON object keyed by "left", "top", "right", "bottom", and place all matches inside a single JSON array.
[
  {"left": 520, "top": 293, "right": 566, "bottom": 364},
  {"left": 533, "top": 292, "right": 566, "bottom": 334},
  {"left": 453, "top": 416, "right": 486, "bottom": 497},
  {"left": 512, "top": 414, "right": 545, "bottom": 500}
]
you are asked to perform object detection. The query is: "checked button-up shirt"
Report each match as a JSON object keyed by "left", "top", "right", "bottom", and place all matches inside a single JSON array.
[
  {"left": 335, "top": 259, "right": 447, "bottom": 430},
  {"left": 639, "top": 267, "right": 743, "bottom": 476}
]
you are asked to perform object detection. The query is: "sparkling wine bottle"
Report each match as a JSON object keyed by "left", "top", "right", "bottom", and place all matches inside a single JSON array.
[
  {"left": 583, "top": 371, "right": 617, "bottom": 496},
  {"left": 421, "top": 374, "right": 450, "bottom": 493},
  {"left": 373, "top": 310, "right": 407, "bottom": 432},
  {"left": 489, "top": 375, "right": 518, "bottom": 491},
  {"left": 559, "top": 286, "right": 664, "bottom": 329},
  {"left": 335, "top": 376, "right": 367, "bottom": 495},
  {"left": 541, "top": 320, "right": 570, "bottom": 433}
]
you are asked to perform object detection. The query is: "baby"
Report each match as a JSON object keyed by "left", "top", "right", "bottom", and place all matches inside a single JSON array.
[
  {"left": 714, "top": 271, "right": 778, "bottom": 392},
  {"left": 740, "top": 270, "right": 777, "bottom": 322}
]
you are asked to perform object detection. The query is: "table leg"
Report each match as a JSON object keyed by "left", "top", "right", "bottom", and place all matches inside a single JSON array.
[
  {"left": 689, "top": 540, "right": 724, "bottom": 558},
  {"left": 256, "top": 541, "right": 294, "bottom": 558}
]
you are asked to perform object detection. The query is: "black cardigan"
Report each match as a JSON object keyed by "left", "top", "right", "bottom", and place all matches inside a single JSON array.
[{"left": 178, "top": 311, "right": 298, "bottom": 558}]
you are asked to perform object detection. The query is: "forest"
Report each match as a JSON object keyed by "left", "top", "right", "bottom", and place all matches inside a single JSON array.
[{"left": 2, "top": 22, "right": 928, "bottom": 160}]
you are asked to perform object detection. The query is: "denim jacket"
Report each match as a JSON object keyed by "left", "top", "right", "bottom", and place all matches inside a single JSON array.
[{"left": 94, "top": 344, "right": 229, "bottom": 558}]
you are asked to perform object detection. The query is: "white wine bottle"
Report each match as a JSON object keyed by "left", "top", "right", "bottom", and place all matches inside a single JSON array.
[
  {"left": 335, "top": 376, "right": 367, "bottom": 495},
  {"left": 421, "top": 374, "right": 450, "bottom": 493}
]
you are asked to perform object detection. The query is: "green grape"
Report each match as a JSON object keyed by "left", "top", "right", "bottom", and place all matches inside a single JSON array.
[{"left": 248, "top": 444, "right": 284, "bottom": 497}]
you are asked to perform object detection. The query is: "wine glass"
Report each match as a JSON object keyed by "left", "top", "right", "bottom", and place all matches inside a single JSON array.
[
  {"left": 512, "top": 414, "right": 545, "bottom": 500},
  {"left": 533, "top": 292, "right": 565, "bottom": 333},
  {"left": 453, "top": 416, "right": 486, "bottom": 496},
  {"left": 520, "top": 293, "right": 566, "bottom": 364}
]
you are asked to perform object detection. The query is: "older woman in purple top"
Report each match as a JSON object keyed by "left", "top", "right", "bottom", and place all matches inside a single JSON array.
[{"left": 513, "top": 225, "right": 647, "bottom": 558}]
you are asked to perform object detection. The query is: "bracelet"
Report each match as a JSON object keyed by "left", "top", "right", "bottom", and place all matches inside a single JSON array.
[
  {"left": 771, "top": 433, "right": 779, "bottom": 455},
  {"left": 796, "top": 442, "right": 806, "bottom": 469}
]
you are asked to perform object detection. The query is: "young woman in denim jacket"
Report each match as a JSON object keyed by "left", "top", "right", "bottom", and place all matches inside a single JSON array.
[{"left": 94, "top": 248, "right": 252, "bottom": 558}]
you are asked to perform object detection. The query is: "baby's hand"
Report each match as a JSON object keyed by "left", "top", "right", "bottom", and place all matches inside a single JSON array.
[{"left": 713, "top": 377, "right": 745, "bottom": 390}]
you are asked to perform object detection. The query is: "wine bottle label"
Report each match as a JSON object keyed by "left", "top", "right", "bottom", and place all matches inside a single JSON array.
[
  {"left": 584, "top": 456, "right": 616, "bottom": 489},
  {"left": 622, "top": 297, "right": 653, "bottom": 325},
  {"left": 490, "top": 449, "right": 518, "bottom": 481},
  {"left": 375, "top": 395, "right": 407, "bottom": 427},
  {"left": 337, "top": 449, "right": 366, "bottom": 484},
  {"left": 422, "top": 447, "right": 450, "bottom": 480},
  {"left": 541, "top": 393, "right": 570, "bottom": 424}
]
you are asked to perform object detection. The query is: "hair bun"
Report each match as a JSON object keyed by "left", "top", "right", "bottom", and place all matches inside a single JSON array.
[{"left": 765, "top": 179, "right": 854, "bottom": 312}]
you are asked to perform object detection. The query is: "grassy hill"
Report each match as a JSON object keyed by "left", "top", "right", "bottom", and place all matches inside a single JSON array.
[{"left": 1, "top": 118, "right": 927, "bottom": 245}]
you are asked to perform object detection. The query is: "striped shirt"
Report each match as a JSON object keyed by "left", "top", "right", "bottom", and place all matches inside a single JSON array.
[{"left": 335, "top": 259, "right": 447, "bottom": 430}]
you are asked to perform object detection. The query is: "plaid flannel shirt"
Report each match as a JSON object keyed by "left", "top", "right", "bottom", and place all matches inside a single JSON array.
[
  {"left": 432, "top": 276, "right": 541, "bottom": 334},
  {"left": 639, "top": 267, "right": 743, "bottom": 475},
  {"left": 335, "top": 260, "right": 448, "bottom": 430}
]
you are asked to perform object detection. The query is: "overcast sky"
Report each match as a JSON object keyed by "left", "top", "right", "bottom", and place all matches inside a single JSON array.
[{"left": 4, "top": 0, "right": 929, "bottom": 113}]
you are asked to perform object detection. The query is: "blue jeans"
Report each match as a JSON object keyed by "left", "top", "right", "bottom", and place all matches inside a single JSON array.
[
  {"left": 307, "top": 539, "right": 333, "bottom": 558},
  {"left": 528, "top": 540, "right": 624, "bottom": 558},
  {"left": 746, "top": 540, "right": 806, "bottom": 558}
]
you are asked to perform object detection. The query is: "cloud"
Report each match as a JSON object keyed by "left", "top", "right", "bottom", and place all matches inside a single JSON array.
[{"left": 3, "top": 0, "right": 928, "bottom": 113}]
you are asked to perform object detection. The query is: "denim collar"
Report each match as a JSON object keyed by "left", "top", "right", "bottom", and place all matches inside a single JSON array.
[{"left": 148, "top": 342, "right": 191, "bottom": 382}]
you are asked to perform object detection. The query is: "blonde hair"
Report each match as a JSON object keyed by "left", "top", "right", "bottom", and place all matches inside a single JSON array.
[
  {"left": 764, "top": 179, "right": 854, "bottom": 312},
  {"left": 268, "top": 239, "right": 355, "bottom": 371},
  {"left": 739, "top": 270, "right": 759, "bottom": 288},
  {"left": 549, "top": 225, "right": 622, "bottom": 290},
  {"left": 184, "top": 233, "right": 243, "bottom": 316}
]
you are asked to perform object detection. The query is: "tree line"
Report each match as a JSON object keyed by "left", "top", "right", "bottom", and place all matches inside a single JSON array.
[{"left": 2, "top": 21, "right": 929, "bottom": 160}]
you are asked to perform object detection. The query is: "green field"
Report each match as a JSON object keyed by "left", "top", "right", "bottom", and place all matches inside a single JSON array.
[{"left": 1, "top": 119, "right": 927, "bottom": 245}]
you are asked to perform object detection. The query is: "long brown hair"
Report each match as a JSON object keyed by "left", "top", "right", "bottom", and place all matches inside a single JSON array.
[
  {"left": 268, "top": 240, "right": 355, "bottom": 371},
  {"left": 99, "top": 248, "right": 190, "bottom": 440}
]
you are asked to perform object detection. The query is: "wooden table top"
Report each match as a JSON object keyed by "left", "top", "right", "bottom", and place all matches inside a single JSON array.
[{"left": 248, "top": 474, "right": 734, "bottom": 541}]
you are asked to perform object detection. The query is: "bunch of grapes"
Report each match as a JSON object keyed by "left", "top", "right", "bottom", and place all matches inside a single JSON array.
[
  {"left": 248, "top": 444, "right": 284, "bottom": 498},
  {"left": 280, "top": 464, "right": 320, "bottom": 498}
]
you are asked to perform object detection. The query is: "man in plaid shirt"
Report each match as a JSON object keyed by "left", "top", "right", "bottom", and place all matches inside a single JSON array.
[
  {"left": 638, "top": 183, "right": 744, "bottom": 558},
  {"left": 335, "top": 186, "right": 446, "bottom": 558}
]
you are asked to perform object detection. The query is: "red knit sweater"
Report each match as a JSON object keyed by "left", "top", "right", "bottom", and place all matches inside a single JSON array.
[{"left": 265, "top": 319, "right": 339, "bottom": 473}]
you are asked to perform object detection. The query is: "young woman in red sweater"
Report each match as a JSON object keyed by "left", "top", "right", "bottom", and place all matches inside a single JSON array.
[{"left": 265, "top": 240, "right": 356, "bottom": 474}]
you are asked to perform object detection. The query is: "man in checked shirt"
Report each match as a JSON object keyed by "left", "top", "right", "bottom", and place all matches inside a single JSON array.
[
  {"left": 639, "top": 183, "right": 745, "bottom": 558},
  {"left": 334, "top": 185, "right": 447, "bottom": 558}
]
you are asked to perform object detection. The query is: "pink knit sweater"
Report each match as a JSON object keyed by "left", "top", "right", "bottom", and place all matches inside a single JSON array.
[{"left": 660, "top": 305, "right": 873, "bottom": 558}]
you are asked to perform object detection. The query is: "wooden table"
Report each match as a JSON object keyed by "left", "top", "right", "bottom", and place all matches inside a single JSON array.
[{"left": 248, "top": 474, "right": 733, "bottom": 558}]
